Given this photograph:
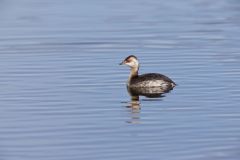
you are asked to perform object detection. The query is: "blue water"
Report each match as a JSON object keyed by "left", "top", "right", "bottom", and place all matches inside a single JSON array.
[{"left": 0, "top": 0, "right": 240, "bottom": 160}]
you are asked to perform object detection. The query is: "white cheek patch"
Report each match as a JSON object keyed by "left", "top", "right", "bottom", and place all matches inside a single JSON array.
[{"left": 126, "top": 61, "right": 135, "bottom": 67}]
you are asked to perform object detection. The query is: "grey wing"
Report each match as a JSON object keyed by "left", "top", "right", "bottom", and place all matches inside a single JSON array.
[
  {"left": 138, "top": 73, "right": 176, "bottom": 84},
  {"left": 130, "top": 73, "right": 176, "bottom": 88}
]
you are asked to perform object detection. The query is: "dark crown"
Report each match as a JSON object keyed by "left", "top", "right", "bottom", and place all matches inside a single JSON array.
[{"left": 125, "top": 55, "right": 138, "bottom": 61}]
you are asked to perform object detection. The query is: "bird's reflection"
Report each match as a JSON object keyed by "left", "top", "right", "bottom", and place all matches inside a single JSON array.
[
  {"left": 125, "top": 86, "right": 173, "bottom": 124},
  {"left": 125, "top": 98, "right": 141, "bottom": 124}
]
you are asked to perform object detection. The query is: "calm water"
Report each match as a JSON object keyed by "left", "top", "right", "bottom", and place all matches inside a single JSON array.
[{"left": 0, "top": 0, "right": 240, "bottom": 160}]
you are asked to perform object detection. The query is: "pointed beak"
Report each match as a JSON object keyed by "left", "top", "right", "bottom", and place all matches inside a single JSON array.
[{"left": 119, "top": 61, "right": 125, "bottom": 65}]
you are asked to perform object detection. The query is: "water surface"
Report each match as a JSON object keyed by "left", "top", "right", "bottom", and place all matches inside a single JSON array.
[{"left": 0, "top": 0, "right": 240, "bottom": 160}]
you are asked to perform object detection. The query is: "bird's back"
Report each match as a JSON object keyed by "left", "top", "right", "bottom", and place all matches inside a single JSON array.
[{"left": 129, "top": 73, "right": 176, "bottom": 89}]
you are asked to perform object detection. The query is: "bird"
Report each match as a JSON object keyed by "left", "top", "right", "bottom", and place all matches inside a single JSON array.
[{"left": 120, "top": 55, "right": 176, "bottom": 91}]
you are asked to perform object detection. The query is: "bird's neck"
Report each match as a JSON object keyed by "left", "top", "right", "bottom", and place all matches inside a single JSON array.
[
  {"left": 128, "top": 67, "right": 139, "bottom": 85},
  {"left": 130, "top": 67, "right": 138, "bottom": 77}
]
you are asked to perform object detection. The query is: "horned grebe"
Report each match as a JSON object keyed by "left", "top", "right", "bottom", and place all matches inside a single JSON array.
[{"left": 120, "top": 55, "right": 176, "bottom": 90}]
